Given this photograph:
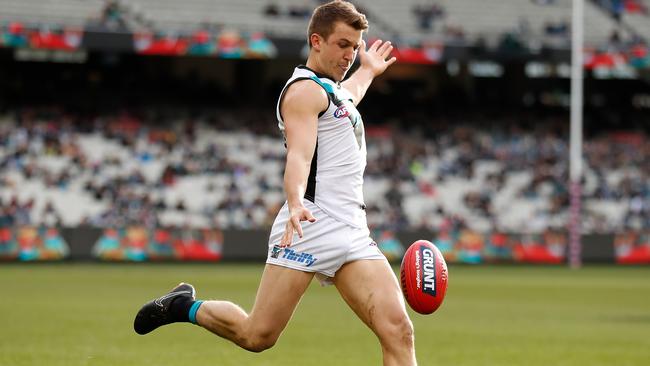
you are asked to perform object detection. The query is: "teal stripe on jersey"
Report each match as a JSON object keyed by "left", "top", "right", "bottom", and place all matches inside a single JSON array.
[{"left": 309, "top": 76, "right": 335, "bottom": 94}]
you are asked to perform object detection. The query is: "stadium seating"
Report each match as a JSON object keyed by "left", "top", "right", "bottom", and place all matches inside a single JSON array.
[
  {"left": 0, "top": 0, "right": 104, "bottom": 26},
  {"left": 0, "top": 0, "right": 632, "bottom": 48},
  {"left": 621, "top": 1, "right": 650, "bottom": 41},
  {"left": 361, "top": 0, "right": 627, "bottom": 46},
  {"left": 0, "top": 109, "right": 647, "bottom": 233},
  {"left": 120, "top": 0, "right": 312, "bottom": 36}
]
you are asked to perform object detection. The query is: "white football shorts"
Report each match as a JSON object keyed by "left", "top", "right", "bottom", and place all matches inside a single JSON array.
[{"left": 266, "top": 200, "right": 386, "bottom": 285}]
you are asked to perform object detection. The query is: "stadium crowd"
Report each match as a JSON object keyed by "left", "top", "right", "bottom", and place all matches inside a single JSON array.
[{"left": 0, "top": 107, "right": 648, "bottom": 234}]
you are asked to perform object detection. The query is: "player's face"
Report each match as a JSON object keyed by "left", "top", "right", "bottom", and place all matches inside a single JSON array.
[{"left": 319, "top": 22, "right": 362, "bottom": 81}]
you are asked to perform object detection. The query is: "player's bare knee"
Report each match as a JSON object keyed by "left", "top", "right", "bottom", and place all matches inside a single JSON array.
[
  {"left": 247, "top": 336, "right": 277, "bottom": 353},
  {"left": 400, "top": 318, "right": 415, "bottom": 347},
  {"left": 377, "top": 313, "right": 414, "bottom": 349},
  {"left": 393, "top": 317, "right": 415, "bottom": 347},
  {"left": 241, "top": 328, "right": 279, "bottom": 353}
]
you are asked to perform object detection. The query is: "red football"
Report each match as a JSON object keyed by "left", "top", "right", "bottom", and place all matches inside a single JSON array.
[{"left": 400, "top": 240, "right": 448, "bottom": 314}]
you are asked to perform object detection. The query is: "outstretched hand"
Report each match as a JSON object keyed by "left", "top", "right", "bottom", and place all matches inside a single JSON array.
[
  {"left": 280, "top": 205, "right": 317, "bottom": 247},
  {"left": 358, "top": 39, "right": 397, "bottom": 77}
]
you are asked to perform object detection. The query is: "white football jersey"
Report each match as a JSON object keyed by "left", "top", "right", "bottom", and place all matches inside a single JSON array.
[{"left": 276, "top": 65, "right": 367, "bottom": 228}]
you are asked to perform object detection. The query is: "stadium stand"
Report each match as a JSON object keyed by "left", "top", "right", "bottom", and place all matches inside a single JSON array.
[
  {"left": 1, "top": 108, "right": 647, "bottom": 234},
  {"left": 0, "top": 0, "right": 635, "bottom": 48},
  {"left": 361, "top": 0, "right": 629, "bottom": 47},
  {"left": 120, "top": 0, "right": 314, "bottom": 36},
  {"left": 0, "top": 0, "right": 105, "bottom": 27},
  {"left": 0, "top": 1, "right": 648, "bottom": 241},
  {"left": 617, "top": 0, "right": 650, "bottom": 41}
]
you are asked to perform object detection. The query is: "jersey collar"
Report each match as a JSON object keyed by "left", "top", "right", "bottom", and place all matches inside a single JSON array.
[{"left": 298, "top": 65, "right": 339, "bottom": 85}]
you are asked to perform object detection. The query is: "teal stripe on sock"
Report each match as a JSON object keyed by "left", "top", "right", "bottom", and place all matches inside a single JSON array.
[{"left": 188, "top": 300, "right": 204, "bottom": 325}]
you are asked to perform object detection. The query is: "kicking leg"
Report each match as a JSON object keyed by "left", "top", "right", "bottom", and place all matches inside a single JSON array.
[
  {"left": 195, "top": 264, "right": 314, "bottom": 352},
  {"left": 333, "top": 259, "right": 417, "bottom": 366}
]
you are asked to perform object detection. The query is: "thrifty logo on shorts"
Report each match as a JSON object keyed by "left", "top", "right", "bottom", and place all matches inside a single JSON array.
[{"left": 276, "top": 246, "right": 318, "bottom": 267}]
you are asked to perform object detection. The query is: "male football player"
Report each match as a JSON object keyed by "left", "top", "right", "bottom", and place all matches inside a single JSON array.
[{"left": 134, "top": 2, "right": 416, "bottom": 364}]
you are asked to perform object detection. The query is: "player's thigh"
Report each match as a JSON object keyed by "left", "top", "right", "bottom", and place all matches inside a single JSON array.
[
  {"left": 247, "top": 263, "right": 314, "bottom": 335},
  {"left": 333, "top": 259, "right": 411, "bottom": 335}
]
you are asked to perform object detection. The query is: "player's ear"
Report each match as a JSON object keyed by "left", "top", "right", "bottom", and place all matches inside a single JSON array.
[{"left": 310, "top": 33, "right": 323, "bottom": 51}]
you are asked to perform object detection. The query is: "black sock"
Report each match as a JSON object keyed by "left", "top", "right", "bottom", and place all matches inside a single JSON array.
[{"left": 170, "top": 296, "right": 196, "bottom": 323}]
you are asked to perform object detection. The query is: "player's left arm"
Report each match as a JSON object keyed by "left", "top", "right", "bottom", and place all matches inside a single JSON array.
[{"left": 342, "top": 39, "right": 396, "bottom": 106}]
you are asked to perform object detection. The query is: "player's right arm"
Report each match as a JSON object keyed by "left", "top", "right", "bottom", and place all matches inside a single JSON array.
[{"left": 279, "top": 80, "right": 328, "bottom": 247}]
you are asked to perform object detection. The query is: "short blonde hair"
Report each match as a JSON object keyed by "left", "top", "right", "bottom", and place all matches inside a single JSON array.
[{"left": 307, "top": 1, "right": 368, "bottom": 48}]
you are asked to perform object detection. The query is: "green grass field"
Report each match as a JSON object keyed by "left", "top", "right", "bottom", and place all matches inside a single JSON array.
[{"left": 1, "top": 264, "right": 649, "bottom": 366}]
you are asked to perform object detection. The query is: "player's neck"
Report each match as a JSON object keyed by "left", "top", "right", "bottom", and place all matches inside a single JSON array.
[
  {"left": 304, "top": 58, "right": 336, "bottom": 82},
  {"left": 305, "top": 57, "right": 324, "bottom": 76}
]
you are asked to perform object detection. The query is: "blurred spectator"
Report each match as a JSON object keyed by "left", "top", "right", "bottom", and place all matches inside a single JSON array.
[
  {"left": 544, "top": 19, "right": 569, "bottom": 37},
  {"left": 412, "top": 3, "right": 445, "bottom": 31},
  {"left": 288, "top": 3, "right": 312, "bottom": 18},
  {"left": 100, "top": 0, "right": 128, "bottom": 30},
  {"left": 264, "top": 2, "right": 281, "bottom": 17},
  {"left": 443, "top": 25, "right": 466, "bottom": 44}
]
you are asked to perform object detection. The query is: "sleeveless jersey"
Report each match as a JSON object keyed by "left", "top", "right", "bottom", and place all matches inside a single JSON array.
[{"left": 276, "top": 65, "right": 367, "bottom": 229}]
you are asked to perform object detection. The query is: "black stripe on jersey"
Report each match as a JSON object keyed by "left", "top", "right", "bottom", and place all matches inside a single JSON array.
[
  {"left": 278, "top": 77, "right": 329, "bottom": 122},
  {"left": 296, "top": 65, "right": 352, "bottom": 106},
  {"left": 304, "top": 141, "right": 318, "bottom": 203},
  {"left": 297, "top": 65, "right": 337, "bottom": 83}
]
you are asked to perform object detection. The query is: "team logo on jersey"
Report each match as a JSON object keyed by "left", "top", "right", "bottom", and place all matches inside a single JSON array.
[
  {"left": 334, "top": 105, "right": 349, "bottom": 119},
  {"left": 270, "top": 245, "right": 282, "bottom": 259}
]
